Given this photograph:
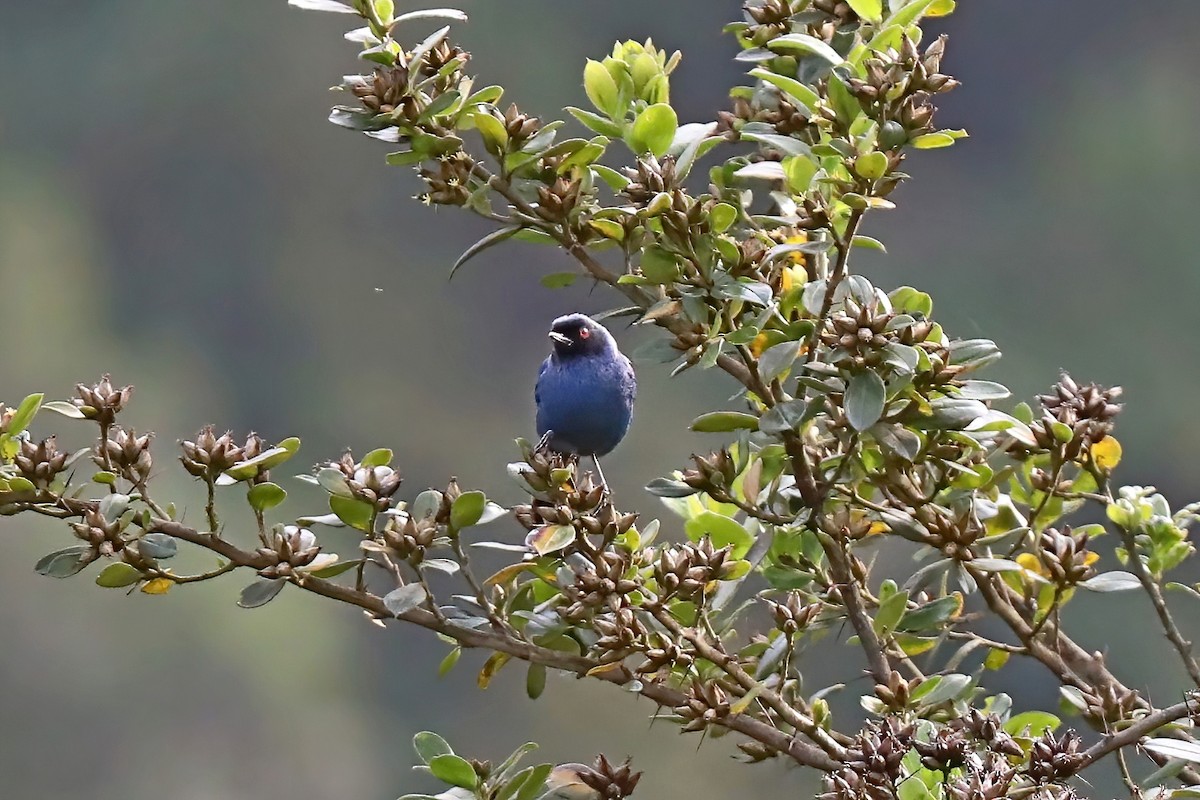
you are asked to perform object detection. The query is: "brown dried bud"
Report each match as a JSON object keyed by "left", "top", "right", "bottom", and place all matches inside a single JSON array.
[
  {"left": 97, "top": 427, "right": 154, "bottom": 484},
  {"left": 258, "top": 524, "right": 321, "bottom": 578},
  {"left": 15, "top": 436, "right": 69, "bottom": 490},
  {"left": 73, "top": 374, "right": 133, "bottom": 423},
  {"left": 180, "top": 426, "right": 244, "bottom": 479},
  {"left": 575, "top": 754, "right": 641, "bottom": 800},
  {"left": 1025, "top": 731, "right": 1083, "bottom": 785}
]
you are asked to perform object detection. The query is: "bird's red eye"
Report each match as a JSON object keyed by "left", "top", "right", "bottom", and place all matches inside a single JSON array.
[{"left": 579, "top": 328, "right": 591, "bottom": 339}]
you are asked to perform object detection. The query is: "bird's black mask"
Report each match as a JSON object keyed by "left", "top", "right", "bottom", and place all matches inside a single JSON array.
[{"left": 548, "top": 314, "right": 610, "bottom": 359}]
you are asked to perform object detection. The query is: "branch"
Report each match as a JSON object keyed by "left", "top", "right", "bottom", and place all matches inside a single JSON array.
[
  {"left": 1118, "top": 526, "right": 1200, "bottom": 688},
  {"left": 4, "top": 492, "right": 839, "bottom": 772},
  {"left": 1078, "top": 693, "right": 1200, "bottom": 770}
]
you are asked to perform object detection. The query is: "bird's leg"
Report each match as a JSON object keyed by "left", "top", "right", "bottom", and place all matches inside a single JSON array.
[
  {"left": 592, "top": 455, "right": 611, "bottom": 502},
  {"left": 534, "top": 430, "right": 553, "bottom": 453}
]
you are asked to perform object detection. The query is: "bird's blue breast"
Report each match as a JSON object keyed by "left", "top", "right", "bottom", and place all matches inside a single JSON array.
[{"left": 535, "top": 350, "right": 635, "bottom": 457}]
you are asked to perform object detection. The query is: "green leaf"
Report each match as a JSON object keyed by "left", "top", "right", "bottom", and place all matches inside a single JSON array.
[
  {"left": 884, "top": 0, "right": 941, "bottom": 28},
  {"left": 514, "top": 764, "right": 554, "bottom": 800},
  {"left": 8, "top": 393, "right": 43, "bottom": 437},
  {"left": 472, "top": 112, "right": 509, "bottom": 154},
  {"left": 1004, "top": 711, "right": 1060, "bottom": 737},
  {"left": 766, "top": 34, "right": 843, "bottom": 67},
  {"left": 845, "top": 0, "right": 882, "bottom": 23},
  {"left": 307, "top": 559, "right": 364, "bottom": 579},
  {"left": 35, "top": 546, "right": 90, "bottom": 578},
  {"left": 852, "top": 235, "right": 887, "bottom": 253},
  {"left": 709, "top": 203, "right": 738, "bottom": 233},
  {"left": 583, "top": 60, "right": 620, "bottom": 117},
  {"left": 685, "top": 511, "right": 753, "bottom": 559},
  {"left": 640, "top": 247, "right": 681, "bottom": 283},
  {"left": 526, "top": 662, "right": 547, "bottom": 699},
  {"left": 383, "top": 583, "right": 428, "bottom": 616},
  {"left": 361, "top": 448, "right": 393, "bottom": 468},
  {"left": 957, "top": 380, "right": 1010, "bottom": 401},
  {"left": 759, "top": 400, "right": 808, "bottom": 435},
  {"left": 1142, "top": 738, "right": 1200, "bottom": 765},
  {"left": 95, "top": 562, "right": 142, "bottom": 588},
  {"left": 223, "top": 443, "right": 299, "bottom": 481},
  {"left": 393, "top": 8, "right": 468, "bottom": 25},
  {"left": 783, "top": 154, "right": 817, "bottom": 194},
  {"left": 733, "top": 161, "right": 786, "bottom": 182},
  {"left": 748, "top": 68, "right": 819, "bottom": 113},
  {"left": 330, "top": 494, "right": 374, "bottom": 531},
  {"left": 645, "top": 477, "right": 699, "bottom": 498},
  {"left": 912, "top": 672, "right": 971, "bottom": 705},
  {"left": 429, "top": 754, "right": 479, "bottom": 789},
  {"left": 566, "top": 107, "right": 625, "bottom": 138},
  {"left": 528, "top": 524, "right": 575, "bottom": 556},
  {"left": 899, "top": 594, "right": 962, "bottom": 631},
  {"left": 450, "top": 490, "right": 487, "bottom": 529},
  {"left": 690, "top": 411, "right": 760, "bottom": 433},
  {"left": 845, "top": 371, "right": 886, "bottom": 431},
  {"left": 911, "top": 132, "right": 956, "bottom": 149},
  {"left": 137, "top": 533, "right": 178, "bottom": 560},
  {"left": 889, "top": 286, "right": 933, "bottom": 317},
  {"left": 414, "top": 731, "right": 454, "bottom": 763},
  {"left": 873, "top": 589, "right": 909, "bottom": 638},
  {"left": 438, "top": 647, "right": 461, "bottom": 677},
  {"left": 385, "top": 150, "right": 424, "bottom": 167},
  {"left": 247, "top": 482, "right": 287, "bottom": 513},
  {"left": 41, "top": 400, "right": 85, "bottom": 419},
  {"left": 450, "top": 225, "right": 522, "bottom": 279},
  {"left": 629, "top": 104, "right": 678, "bottom": 157},
  {"left": 855, "top": 151, "right": 888, "bottom": 180},
  {"left": 1079, "top": 571, "right": 1142, "bottom": 592},
  {"left": 759, "top": 341, "right": 802, "bottom": 382},
  {"left": 984, "top": 648, "right": 1010, "bottom": 670},
  {"left": 238, "top": 578, "right": 286, "bottom": 608},
  {"left": 289, "top": 0, "right": 356, "bottom": 12},
  {"left": 540, "top": 272, "right": 578, "bottom": 289}
]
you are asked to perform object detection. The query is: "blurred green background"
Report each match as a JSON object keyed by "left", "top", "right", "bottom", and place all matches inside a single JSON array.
[{"left": 3, "top": 2, "right": 1200, "bottom": 798}]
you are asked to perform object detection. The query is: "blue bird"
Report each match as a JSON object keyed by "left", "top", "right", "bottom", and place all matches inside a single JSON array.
[{"left": 535, "top": 313, "right": 636, "bottom": 485}]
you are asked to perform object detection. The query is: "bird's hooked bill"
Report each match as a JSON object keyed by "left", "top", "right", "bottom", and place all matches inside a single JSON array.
[{"left": 548, "top": 331, "right": 572, "bottom": 345}]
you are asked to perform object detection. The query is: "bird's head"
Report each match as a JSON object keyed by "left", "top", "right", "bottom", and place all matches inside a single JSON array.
[{"left": 548, "top": 313, "right": 613, "bottom": 358}]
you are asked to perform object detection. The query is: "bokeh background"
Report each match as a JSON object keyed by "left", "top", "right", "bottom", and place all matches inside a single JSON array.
[{"left": 3, "top": 2, "right": 1200, "bottom": 798}]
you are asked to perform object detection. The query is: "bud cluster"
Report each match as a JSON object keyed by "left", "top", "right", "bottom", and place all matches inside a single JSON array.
[
  {"left": 1025, "top": 731, "right": 1083, "bottom": 786},
  {"left": 70, "top": 507, "right": 126, "bottom": 559},
  {"left": 621, "top": 155, "right": 678, "bottom": 207},
  {"left": 675, "top": 679, "right": 731, "bottom": 732},
  {"left": 561, "top": 550, "right": 639, "bottom": 620},
  {"left": 845, "top": 36, "right": 959, "bottom": 142},
  {"left": 330, "top": 452, "right": 403, "bottom": 511},
  {"left": 872, "top": 669, "right": 924, "bottom": 712},
  {"left": 380, "top": 513, "right": 439, "bottom": 564},
  {"left": 180, "top": 426, "right": 245, "bottom": 480},
  {"left": 14, "top": 437, "right": 68, "bottom": 490},
  {"left": 257, "top": 524, "right": 322, "bottom": 579},
  {"left": 418, "top": 154, "right": 474, "bottom": 206},
  {"left": 575, "top": 755, "right": 642, "bottom": 800},
  {"left": 652, "top": 538, "right": 734, "bottom": 602},
  {"left": 680, "top": 450, "right": 739, "bottom": 494},
  {"left": 821, "top": 719, "right": 913, "bottom": 800},
  {"left": 1036, "top": 526, "right": 1096, "bottom": 587},
  {"left": 1029, "top": 374, "right": 1123, "bottom": 459},
  {"left": 97, "top": 427, "right": 153, "bottom": 485},
  {"left": 765, "top": 592, "right": 820, "bottom": 635},
  {"left": 73, "top": 374, "right": 133, "bottom": 423}
]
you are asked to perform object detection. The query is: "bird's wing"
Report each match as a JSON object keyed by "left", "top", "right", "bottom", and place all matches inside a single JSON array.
[
  {"left": 535, "top": 355, "right": 552, "bottom": 408},
  {"left": 621, "top": 354, "right": 637, "bottom": 403}
]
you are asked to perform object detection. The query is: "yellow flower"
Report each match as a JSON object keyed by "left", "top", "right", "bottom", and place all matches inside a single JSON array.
[{"left": 1091, "top": 436, "right": 1122, "bottom": 471}]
